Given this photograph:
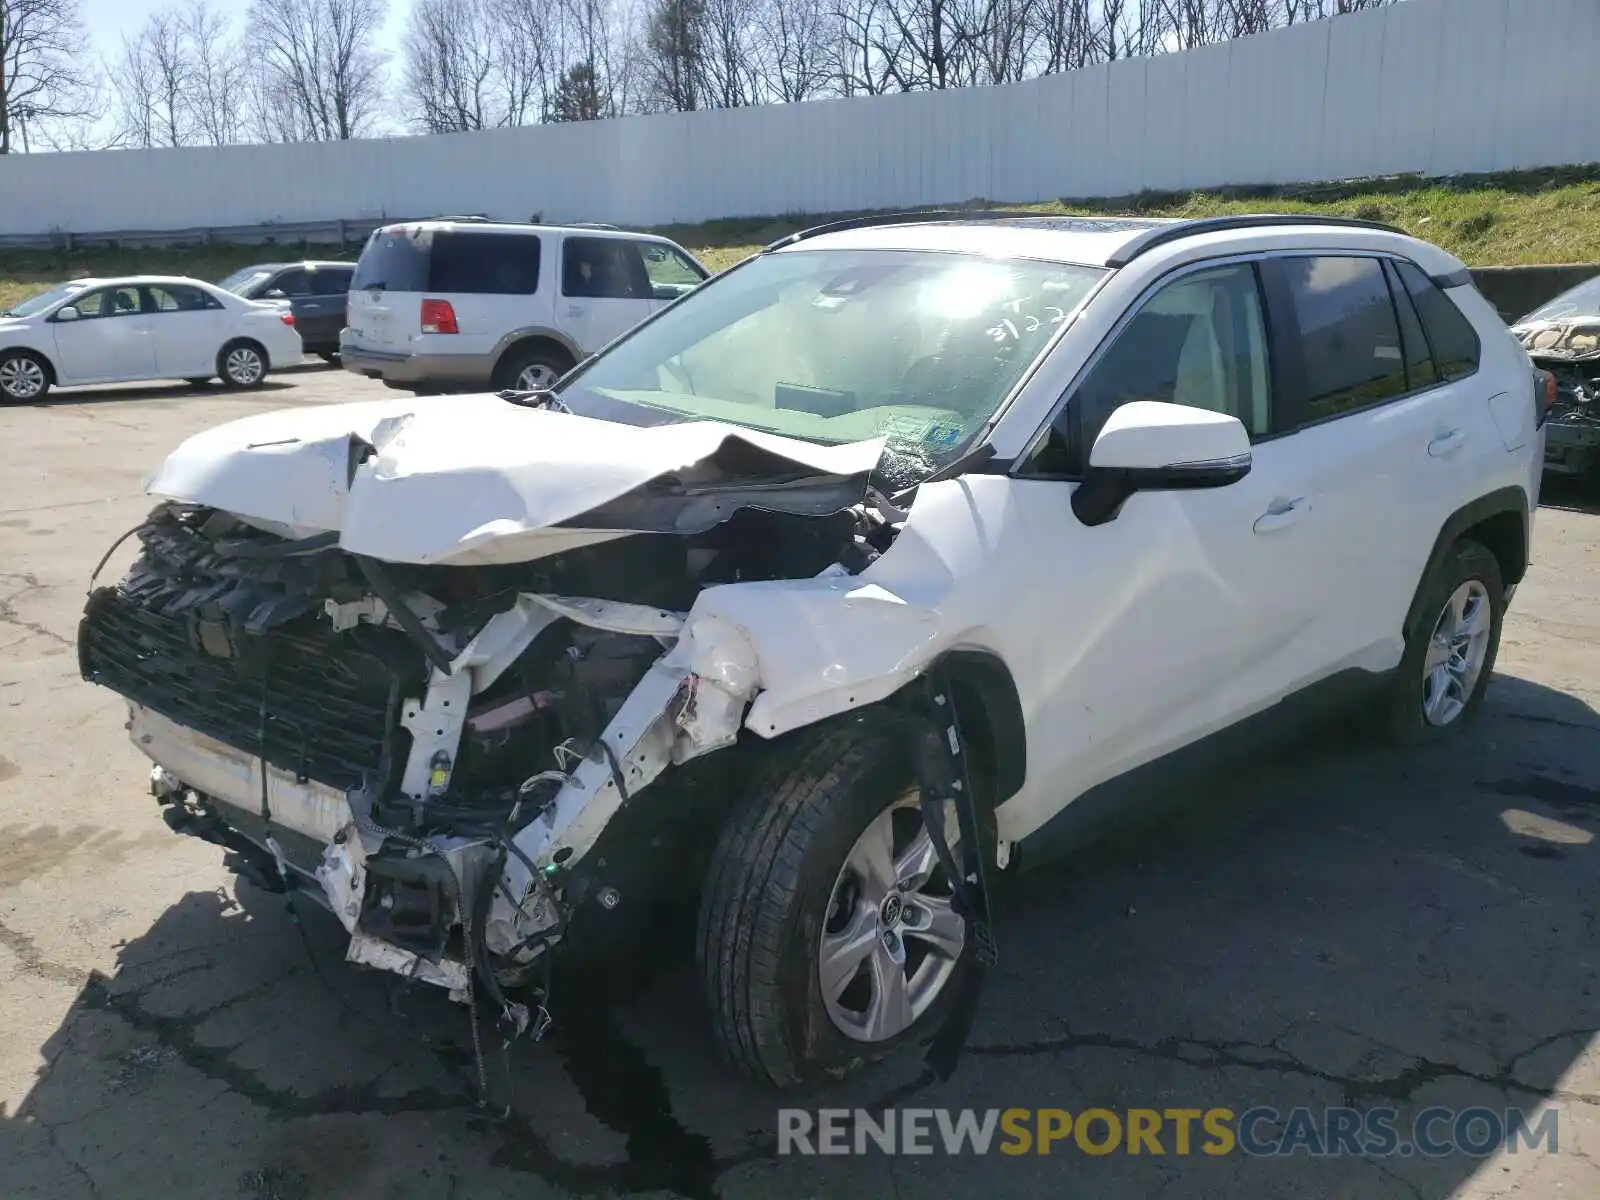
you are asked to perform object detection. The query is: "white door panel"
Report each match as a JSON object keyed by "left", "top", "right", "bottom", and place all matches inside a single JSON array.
[
  {"left": 558, "top": 296, "right": 655, "bottom": 355},
  {"left": 50, "top": 292, "right": 154, "bottom": 383},
  {"left": 150, "top": 312, "right": 229, "bottom": 376}
]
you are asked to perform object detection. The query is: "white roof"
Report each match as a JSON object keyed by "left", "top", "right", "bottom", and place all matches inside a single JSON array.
[
  {"left": 782, "top": 215, "right": 1468, "bottom": 278},
  {"left": 56, "top": 275, "right": 220, "bottom": 289}
]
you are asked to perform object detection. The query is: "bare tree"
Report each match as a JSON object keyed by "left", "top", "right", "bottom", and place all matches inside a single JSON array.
[
  {"left": 0, "top": 0, "right": 95, "bottom": 152},
  {"left": 751, "top": 0, "right": 833, "bottom": 101},
  {"left": 246, "top": 0, "right": 389, "bottom": 141},
  {"left": 185, "top": 1, "right": 249, "bottom": 145},
  {"left": 402, "top": 0, "right": 551, "bottom": 132},
  {"left": 111, "top": 9, "right": 192, "bottom": 147}
]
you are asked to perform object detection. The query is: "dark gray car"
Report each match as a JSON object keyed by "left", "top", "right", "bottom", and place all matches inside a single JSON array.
[{"left": 217, "top": 261, "right": 355, "bottom": 361}]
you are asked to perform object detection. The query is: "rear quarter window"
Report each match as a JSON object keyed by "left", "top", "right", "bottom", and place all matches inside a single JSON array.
[{"left": 1394, "top": 260, "right": 1481, "bottom": 381}]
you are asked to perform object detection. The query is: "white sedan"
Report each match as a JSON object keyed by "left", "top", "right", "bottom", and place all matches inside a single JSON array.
[{"left": 0, "top": 275, "right": 306, "bottom": 402}]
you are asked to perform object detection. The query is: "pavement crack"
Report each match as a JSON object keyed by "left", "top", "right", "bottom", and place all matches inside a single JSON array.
[
  {"left": 42, "top": 1121, "right": 106, "bottom": 1200},
  {"left": 0, "top": 571, "right": 72, "bottom": 650},
  {"left": 82, "top": 973, "right": 475, "bottom": 1121},
  {"left": 963, "top": 1025, "right": 1600, "bottom": 1106},
  {"left": 1500, "top": 711, "right": 1600, "bottom": 736}
]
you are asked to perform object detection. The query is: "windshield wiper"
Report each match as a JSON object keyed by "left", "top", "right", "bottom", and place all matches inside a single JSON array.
[{"left": 498, "top": 387, "right": 571, "bottom": 413}]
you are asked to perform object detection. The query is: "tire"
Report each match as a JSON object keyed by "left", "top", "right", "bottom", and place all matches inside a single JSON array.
[
  {"left": 0, "top": 350, "right": 51, "bottom": 402},
  {"left": 492, "top": 344, "right": 573, "bottom": 392},
  {"left": 218, "top": 340, "right": 267, "bottom": 389},
  {"left": 1381, "top": 537, "right": 1504, "bottom": 744},
  {"left": 316, "top": 351, "right": 339, "bottom": 364},
  {"left": 697, "top": 712, "right": 986, "bottom": 1089}
]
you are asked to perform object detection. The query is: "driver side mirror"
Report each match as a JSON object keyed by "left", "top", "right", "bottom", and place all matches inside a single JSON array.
[
  {"left": 1071, "top": 401, "right": 1252, "bottom": 526},
  {"left": 55, "top": 305, "right": 80, "bottom": 322},
  {"left": 263, "top": 288, "right": 287, "bottom": 300}
]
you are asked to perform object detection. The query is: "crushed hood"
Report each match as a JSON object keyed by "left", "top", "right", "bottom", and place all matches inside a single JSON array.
[{"left": 145, "top": 393, "right": 885, "bottom": 566}]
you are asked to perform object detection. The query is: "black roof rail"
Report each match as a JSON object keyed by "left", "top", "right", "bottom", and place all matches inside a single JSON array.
[
  {"left": 568, "top": 221, "right": 621, "bottom": 231},
  {"left": 761, "top": 209, "right": 1167, "bottom": 251},
  {"left": 1103, "top": 213, "right": 1408, "bottom": 267}
]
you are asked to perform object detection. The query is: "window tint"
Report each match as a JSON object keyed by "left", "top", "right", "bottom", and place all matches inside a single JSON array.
[
  {"left": 353, "top": 229, "right": 430, "bottom": 292},
  {"left": 1394, "top": 260, "right": 1480, "bottom": 381},
  {"left": 309, "top": 267, "right": 353, "bottom": 296},
  {"left": 1384, "top": 260, "right": 1440, "bottom": 390},
  {"left": 429, "top": 232, "right": 541, "bottom": 294},
  {"left": 1031, "top": 263, "right": 1271, "bottom": 474},
  {"left": 563, "top": 237, "right": 653, "bottom": 300},
  {"left": 1280, "top": 256, "right": 1408, "bottom": 422},
  {"left": 144, "top": 285, "right": 220, "bottom": 313},
  {"left": 273, "top": 269, "right": 310, "bottom": 296}
]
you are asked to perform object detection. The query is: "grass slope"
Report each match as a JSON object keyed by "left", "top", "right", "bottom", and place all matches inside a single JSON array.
[{"left": 2, "top": 165, "right": 1597, "bottom": 314}]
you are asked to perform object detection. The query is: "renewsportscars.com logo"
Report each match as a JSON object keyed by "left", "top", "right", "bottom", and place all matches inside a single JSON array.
[{"left": 777, "top": 1106, "right": 1561, "bottom": 1158}]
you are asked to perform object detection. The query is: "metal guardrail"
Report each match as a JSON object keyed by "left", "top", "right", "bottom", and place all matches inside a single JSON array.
[{"left": 0, "top": 217, "right": 415, "bottom": 251}]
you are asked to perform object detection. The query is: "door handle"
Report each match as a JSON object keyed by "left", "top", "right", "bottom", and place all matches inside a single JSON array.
[
  {"left": 565, "top": 303, "right": 585, "bottom": 317},
  {"left": 1428, "top": 429, "right": 1466, "bottom": 457},
  {"left": 1253, "top": 496, "right": 1310, "bottom": 534}
]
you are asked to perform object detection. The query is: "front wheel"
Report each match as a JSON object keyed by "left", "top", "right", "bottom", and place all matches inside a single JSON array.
[
  {"left": 1382, "top": 538, "right": 1504, "bottom": 743},
  {"left": 0, "top": 351, "right": 51, "bottom": 402},
  {"left": 218, "top": 341, "right": 267, "bottom": 389},
  {"left": 697, "top": 715, "right": 978, "bottom": 1089}
]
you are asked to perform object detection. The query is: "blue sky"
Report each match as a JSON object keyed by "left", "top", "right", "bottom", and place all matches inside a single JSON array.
[{"left": 78, "top": 0, "right": 409, "bottom": 62}]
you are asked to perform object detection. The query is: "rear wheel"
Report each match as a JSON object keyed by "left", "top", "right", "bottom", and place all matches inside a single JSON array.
[
  {"left": 493, "top": 343, "right": 573, "bottom": 392},
  {"left": 316, "top": 351, "right": 339, "bottom": 364},
  {"left": 0, "top": 351, "right": 51, "bottom": 402},
  {"left": 218, "top": 341, "right": 267, "bottom": 389},
  {"left": 697, "top": 714, "right": 979, "bottom": 1089},
  {"left": 1382, "top": 538, "right": 1504, "bottom": 743}
]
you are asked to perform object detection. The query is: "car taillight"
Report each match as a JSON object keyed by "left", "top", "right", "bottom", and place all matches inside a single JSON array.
[
  {"left": 421, "top": 298, "right": 458, "bottom": 335},
  {"left": 1534, "top": 368, "right": 1557, "bottom": 428},
  {"left": 280, "top": 312, "right": 295, "bottom": 326}
]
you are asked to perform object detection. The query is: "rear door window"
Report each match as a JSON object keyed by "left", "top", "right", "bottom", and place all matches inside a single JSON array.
[
  {"left": 1393, "top": 260, "right": 1481, "bottom": 381},
  {"left": 310, "top": 267, "right": 353, "bottom": 295},
  {"left": 273, "top": 269, "right": 311, "bottom": 297},
  {"left": 428, "top": 232, "right": 542, "bottom": 294},
  {"left": 144, "top": 284, "right": 222, "bottom": 312},
  {"left": 1275, "top": 255, "right": 1409, "bottom": 427}
]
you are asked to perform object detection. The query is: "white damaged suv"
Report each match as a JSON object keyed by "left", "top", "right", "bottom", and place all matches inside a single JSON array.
[{"left": 80, "top": 213, "right": 1544, "bottom": 1089}]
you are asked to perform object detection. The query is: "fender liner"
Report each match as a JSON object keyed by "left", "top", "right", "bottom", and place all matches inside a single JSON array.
[
  {"left": 1402, "top": 485, "right": 1529, "bottom": 642},
  {"left": 938, "top": 649, "right": 1027, "bottom": 808}
]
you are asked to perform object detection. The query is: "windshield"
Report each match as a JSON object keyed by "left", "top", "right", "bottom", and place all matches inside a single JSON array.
[
  {"left": 1518, "top": 275, "right": 1600, "bottom": 325},
  {"left": 557, "top": 248, "right": 1105, "bottom": 483},
  {"left": 6, "top": 281, "right": 90, "bottom": 318},
  {"left": 217, "top": 267, "right": 275, "bottom": 296}
]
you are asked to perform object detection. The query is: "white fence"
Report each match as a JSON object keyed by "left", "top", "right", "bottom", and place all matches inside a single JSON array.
[{"left": 1, "top": 0, "right": 1595, "bottom": 240}]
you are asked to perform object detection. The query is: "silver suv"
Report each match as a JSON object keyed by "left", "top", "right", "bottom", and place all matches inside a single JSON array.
[{"left": 340, "top": 220, "right": 709, "bottom": 393}]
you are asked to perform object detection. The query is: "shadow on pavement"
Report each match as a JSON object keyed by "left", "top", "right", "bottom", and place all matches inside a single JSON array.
[{"left": 2, "top": 674, "right": 1597, "bottom": 1199}]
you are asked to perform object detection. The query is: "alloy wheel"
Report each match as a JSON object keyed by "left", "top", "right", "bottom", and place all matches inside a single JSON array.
[
  {"left": 818, "top": 790, "right": 966, "bottom": 1043},
  {"left": 1422, "top": 579, "right": 1492, "bottom": 726},
  {"left": 0, "top": 357, "right": 46, "bottom": 400},
  {"left": 226, "top": 347, "right": 264, "bottom": 385}
]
